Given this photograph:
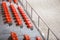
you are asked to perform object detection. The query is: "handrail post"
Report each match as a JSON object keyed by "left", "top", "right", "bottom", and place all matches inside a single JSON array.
[
  {"left": 47, "top": 28, "right": 49, "bottom": 40},
  {"left": 22, "top": 0, "right": 23, "bottom": 5},
  {"left": 38, "top": 16, "right": 39, "bottom": 27},
  {"left": 31, "top": 7, "right": 32, "bottom": 19}
]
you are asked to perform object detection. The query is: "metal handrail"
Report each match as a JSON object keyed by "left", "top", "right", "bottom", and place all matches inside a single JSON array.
[{"left": 18, "top": 0, "right": 59, "bottom": 40}]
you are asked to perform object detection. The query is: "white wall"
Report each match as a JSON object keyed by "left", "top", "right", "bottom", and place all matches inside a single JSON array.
[{"left": 27, "top": 0, "right": 60, "bottom": 39}]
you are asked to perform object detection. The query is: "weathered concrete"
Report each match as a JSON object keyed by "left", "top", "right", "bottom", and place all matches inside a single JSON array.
[{"left": 27, "top": 0, "right": 60, "bottom": 39}]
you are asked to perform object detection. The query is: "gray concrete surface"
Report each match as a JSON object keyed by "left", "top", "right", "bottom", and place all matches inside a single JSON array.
[
  {"left": 0, "top": 1, "right": 42, "bottom": 40},
  {"left": 27, "top": 0, "right": 60, "bottom": 39}
]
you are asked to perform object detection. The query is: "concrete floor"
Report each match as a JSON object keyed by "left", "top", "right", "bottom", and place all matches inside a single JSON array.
[
  {"left": 27, "top": 0, "right": 60, "bottom": 39},
  {"left": 0, "top": 1, "right": 42, "bottom": 40}
]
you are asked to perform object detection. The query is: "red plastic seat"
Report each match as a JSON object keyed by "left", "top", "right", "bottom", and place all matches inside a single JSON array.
[
  {"left": 36, "top": 36, "right": 42, "bottom": 40},
  {"left": 25, "top": 20, "right": 32, "bottom": 28},
  {"left": 13, "top": 0, "right": 18, "bottom": 4},
  {"left": 27, "top": 23, "right": 32, "bottom": 28},
  {"left": 18, "top": 6, "right": 24, "bottom": 14},
  {"left": 10, "top": 32, "right": 18, "bottom": 40},
  {"left": 18, "top": 6, "right": 33, "bottom": 28},
  {"left": 21, "top": 14, "right": 28, "bottom": 20},
  {"left": 23, "top": 16, "right": 28, "bottom": 21},
  {"left": 25, "top": 19, "right": 30, "bottom": 23},
  {"left": 2, "top": 1, "right": 12, "bottom": 24},
  {"left": 24, "top": 34, "right": 30, "bottom": 40},
  {"left": 21, "top": 13, "right": 26, "bottom": 16},
  {"left": 10, "top": 4, "right": 22, "bottom": 26}
]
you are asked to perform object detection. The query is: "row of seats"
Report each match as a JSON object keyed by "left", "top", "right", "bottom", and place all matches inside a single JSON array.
[
  {"left": 2, "top": 1, "right": 12, "bottom": 24},
  {"left": 18, "top": 6, "right": 33, "bottom": 29},
  {"left": 10, "top": 4, "right": 22, "bottom": 26},
  {"left": 10, "top": 32, "right": 42, "bottom": 40}
]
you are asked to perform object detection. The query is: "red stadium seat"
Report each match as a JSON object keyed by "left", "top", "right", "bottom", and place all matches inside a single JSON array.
[
  {"left": 25, "top": 20, "right": 32, "bottom": 28},
  {"left": 10, "top": 32, "right": 18, "bottom": 40},
  {"left": 10, "top": 4, "right": 22, "bottom": 26},
  {"left": 13, "top": 0, "right": 18, "bottom": 4},
  {"left": 18, "top": 6, "right": 33, "bottom": 29},
  {"left": 18, "top": 6, "right": 24, "bottom": 14},
  {"left": 25, "top": 19, "right": 30, "bottom": 24},
  {"left": 2, "top": 1, "right": 12, "bottom": 24},
  {"left": 36, "top": 36, "right": 42, "bottom": 40},
  {"left": 21, "top": 13, "right": 26, "bottom": 16},
  {"left": 21, "top": 13, "right": 28, "bottom": 20},
  {"left": 24, "top": 34, "right": 30, "bottom": 40},
  {"left": 27, "top": 23, "right": 33, "bottom": 28},
  {"left": 23, "top": 16, "right": 28, "bottom": 21}
]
